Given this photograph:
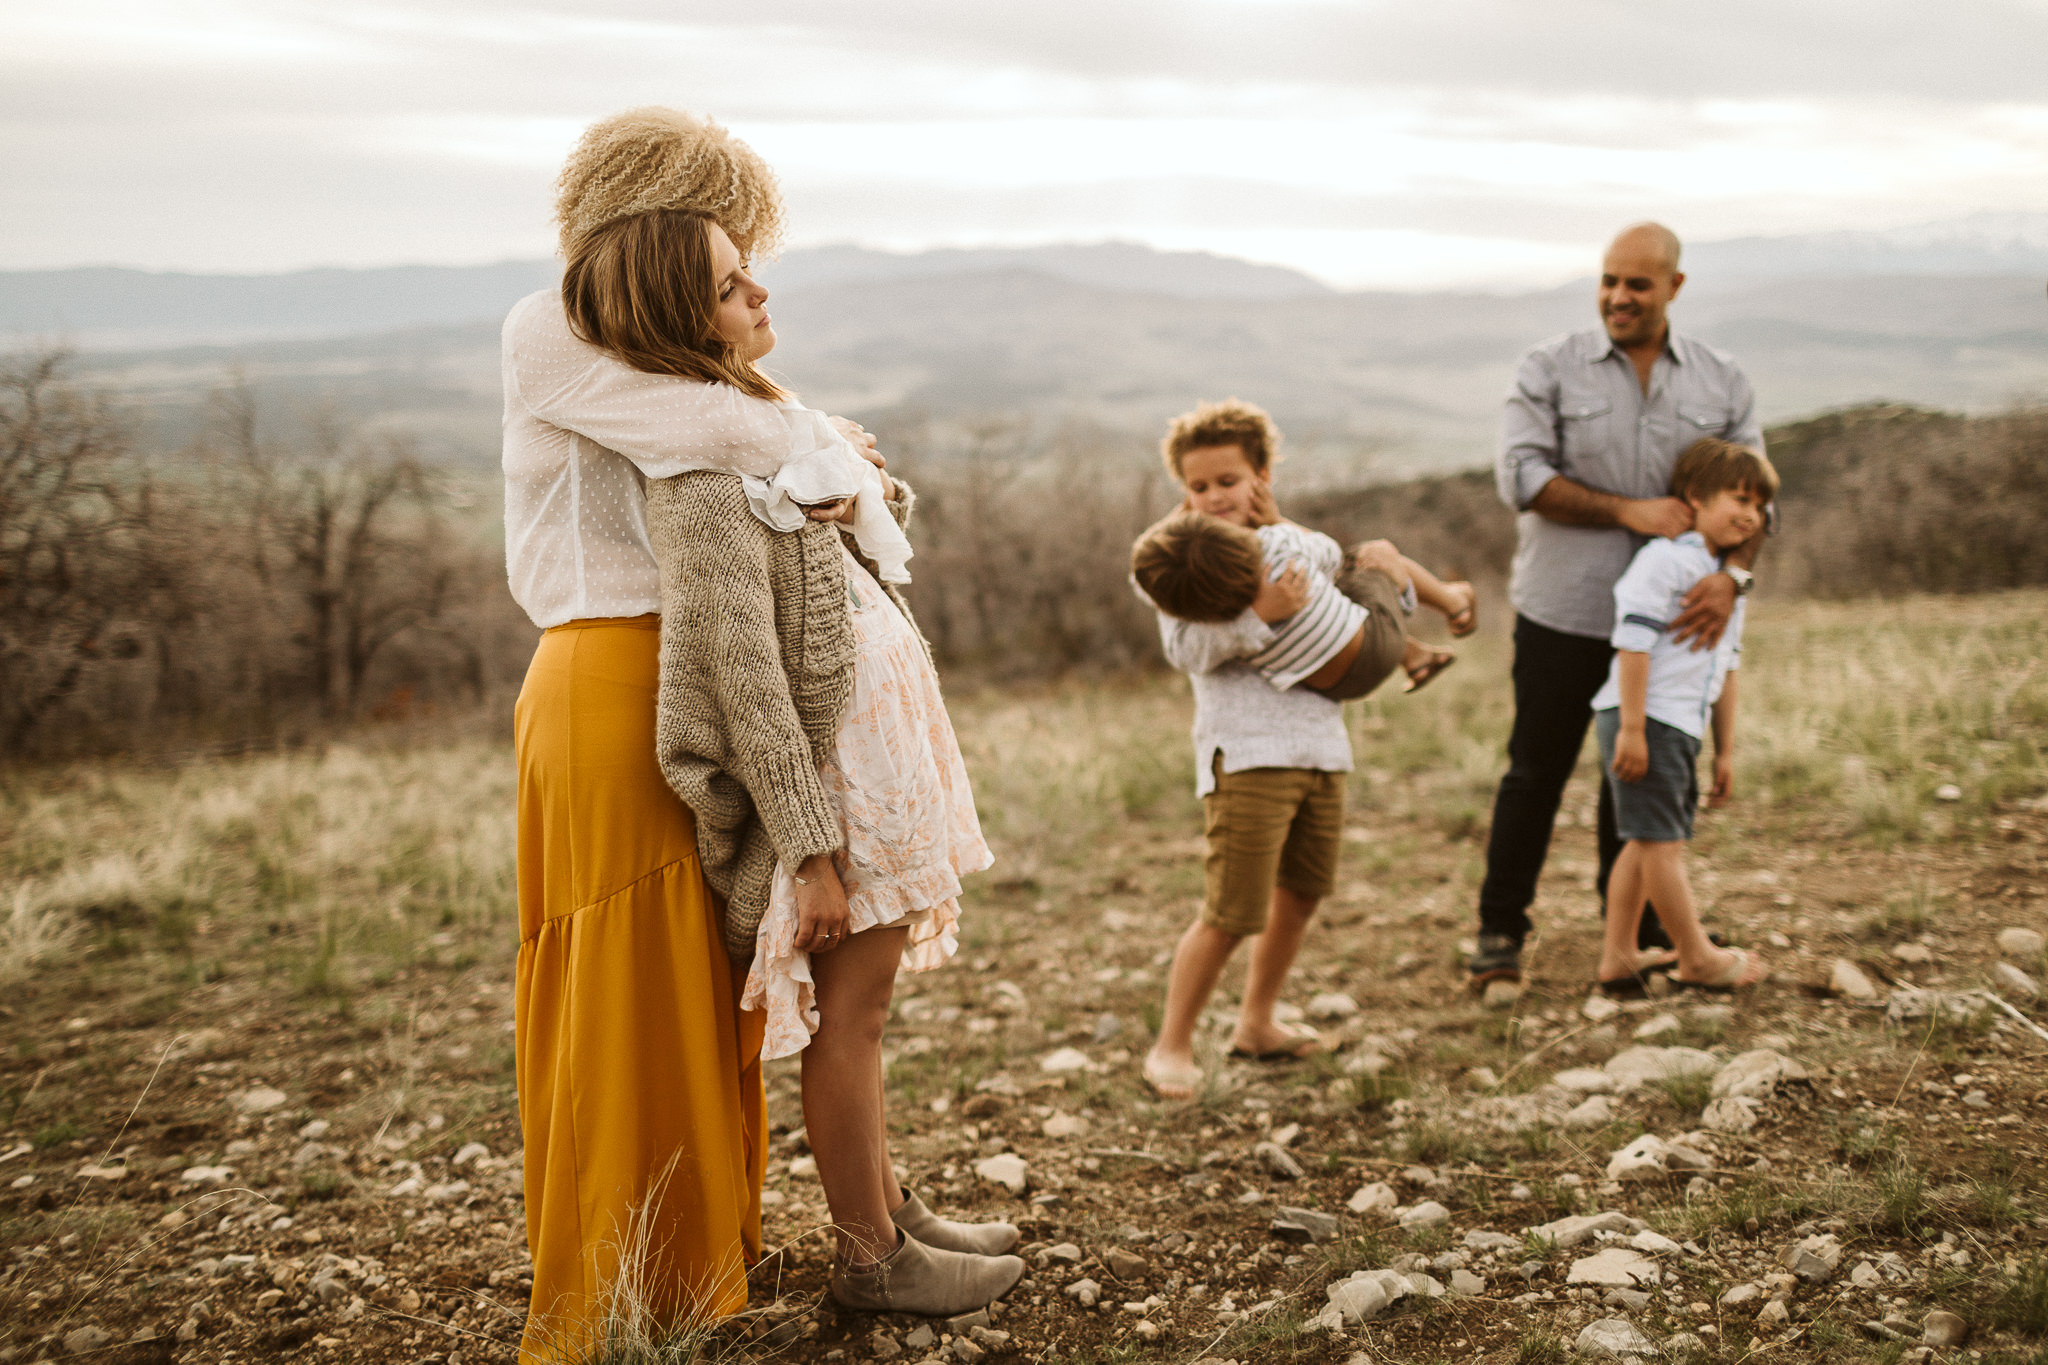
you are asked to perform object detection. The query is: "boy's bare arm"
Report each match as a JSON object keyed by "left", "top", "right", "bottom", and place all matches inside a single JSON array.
[
  {"left": 1708, "top": 671, "right": 1739, "bottom": 805},
  {"left": 1610, "top": 651, "right": 1652, "bottom": 783}
]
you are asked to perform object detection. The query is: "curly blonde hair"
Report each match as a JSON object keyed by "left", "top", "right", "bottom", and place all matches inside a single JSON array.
[
  {"left": 1160, "top": 398, "right": 1282, "bottom": 481},
  {"left": 554, "top": 108, "right": 790, "bottom": 400},
  {"left": 554, "top": 107, "right": 785, "bottom": 262}
]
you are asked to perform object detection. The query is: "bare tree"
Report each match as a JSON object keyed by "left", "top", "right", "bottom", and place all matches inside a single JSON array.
[{"left": 0, "top": 352, "right": 157, "bottom": 754}]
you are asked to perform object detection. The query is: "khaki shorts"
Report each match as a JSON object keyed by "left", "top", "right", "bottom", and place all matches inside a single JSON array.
[
  {"left": 1201, "top": 756, "right": 1346, "bottom": 936},
  {"left": 1309, "top": 566, "right": 1408, "bottom": 703}
]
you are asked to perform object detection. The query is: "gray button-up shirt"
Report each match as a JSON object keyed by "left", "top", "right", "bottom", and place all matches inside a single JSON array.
[{"left": 1495, "top": 327, "right": 1763, "bottom": 639}]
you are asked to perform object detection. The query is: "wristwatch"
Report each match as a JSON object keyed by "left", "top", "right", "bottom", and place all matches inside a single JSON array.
[{"left": 1725, "top": 567, "right": 1754, "bottom": 597}]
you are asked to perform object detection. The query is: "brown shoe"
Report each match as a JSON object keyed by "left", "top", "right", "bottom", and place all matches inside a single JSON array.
[
  {"left": 891, "top": 1189, "right": 1021, "bottom": 1256},
  {"left": 829, "top": 1231, "right": 1025, "bottom": 1316}
]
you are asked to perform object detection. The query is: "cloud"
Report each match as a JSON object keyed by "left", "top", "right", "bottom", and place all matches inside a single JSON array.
[{"left": 6, "top": 0, "right": 2048, "bottom": 281}]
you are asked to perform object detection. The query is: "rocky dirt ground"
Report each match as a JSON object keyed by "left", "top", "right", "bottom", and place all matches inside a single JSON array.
[{"left": 3, "top": 600, "right": 2046, "bottom": 1365}]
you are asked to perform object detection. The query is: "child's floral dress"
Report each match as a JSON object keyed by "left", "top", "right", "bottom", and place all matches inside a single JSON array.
[{"left": 743, "top": 543, "right": 993, "bottom": 1060}]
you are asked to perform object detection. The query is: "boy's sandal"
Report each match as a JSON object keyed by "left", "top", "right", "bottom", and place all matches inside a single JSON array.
[
  {"left": 1673, "top": 947, "right": 1769, "bottom": 993},
  {"left": 1226, "top": 1024, "right": 1324, "bottom": 1062},
  {"left": 1141, "top": 1054, "right": 1203, "bottom": 1100},
  {"left": 1402, "top": 652, "right": 1456, "bottom": 694}
]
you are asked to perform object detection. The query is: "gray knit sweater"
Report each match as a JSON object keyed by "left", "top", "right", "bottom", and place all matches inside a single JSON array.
[{"left": 647, "top": 470, "right": 921, "bottom": 959}]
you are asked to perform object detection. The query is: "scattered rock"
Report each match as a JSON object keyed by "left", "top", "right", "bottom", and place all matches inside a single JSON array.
[
  {"left": 1567, "top": 1248, "right": 1660, "bottom": 1288},
  {"left": 1633, "top": 1013, "right": 1681, "bottom": 1041},
  {"left": 1756, "top": 1299, "right": 1792, "bottom": 1331},
  {"left": 1038, "top": 1047, "right": 1091, "bottom": 1074},
  {"left": 451, "top": 1142, "right": 489, "bottom": 1166},
  {"left": 1997, "top": 927, "right": 2045, "bottom": 959},
  {"left": 1271, "top": 1207, "right": 1340, "bottom": 1245},
  {"left": 974, "top": 1154, "right": 1028, "bottom": 1195},
  {"left": 1829, "top": 960, "right": 1879, "bottom": 1002},
  {"left": 1891, "top": 942, "right": 1934, "bottom": 965},
  {"left": 904, "top": 1324, "right": 936, "bottom": 1351},
  {"left": 1710, "top": 1049, "right": 1808, "bottom": 1099},
  {"left": 1574, "top": 1317, "right": 1659, "bottom": 1360},
  {"left": 1554, "top": 1068, "right": 1615, "bottom": 1094},
  {"left": 1718, "top": 1283, "right": 1761, "bottom": 1310},
  {"left": 1583, "top": 996, "right": 1622, "bottom": 1023},
  {"left": 1399, "top": 1201, "right": 1450, "bottom": 1230},
  {"left": 231, "top": 1087, "right": 287, "bottom": 1113},
  {"left": 1325, "top": 1269, "right": 1415, "bottom": 1325},
  {"left": 424, "top": 1180, "right": 471, "bottom": 1203},
  {"left": 181, "top": 1166, "right": 233, "bottom": 1184},
  {"left": 1603, "top": 1286, "right": 1652, "bottom": 1311},
  {"left": 1701, "top": 1096, "right": 1760, "bottom": 1133},
  {"left": 1104, "top": 1249, "right": 1148, "bottom": 1280},
  {"left": 1934, "top": 783, "right": 1963, "bottom": 802},
  {"left": 1091, "top": 1014, "right": 1123, "bottom": 1044},
  {"left": 869, "top": 1329, "right": 904, "bottom": 1359},
  {"left": 1347, "top": 1182, "right": 1397, "bottom": 1216},
  {"left": 1307, "top": 992, "right": 1359, "bottom": 1020},
  {"left": 63, "top": 1326, "right": 114, "bottom": 1356},
  {"left": 1779, "top": 1234, "right": 1842, "bottom": 1284},
  {"left": 1042, "top": 1113, "right": 1086, "bottom": 1139},
  {"left": 1630, "top": 1230, "right": 1684, "bottom": 1256},
  {"left": 1566, "top": 1095, "right": 1615, "bottom": 1129},
  {"left": 1663, "top": 1331, "right": 1707, "bottom": 1359},
  {"left": 1254, "top": 1142, "right": 1303, "bottom": 1181},
  {"left": 1064, "top": 1278, "right": 1101, "bottom": 1308},
  {"left": 1606, "top": 1134, "right": 1675, "bottom": 1182},
  {"left": 1849, "top": 1260, "right": 1882, "bottom": 1289},
  {"left": 1450, "top": 1268, "right": 1486, "bottom": 1296},
  {"left": 1464, "top": 1231, "right": 1521, "bottom": 1252},
  {"left": 1603, "top": 1046, "right": 1719, "bottom": 1092},
  {"left": 1922, "top": 1311, "right": 1970, "bottom": 1347},
  {"left": 1040, "top": 1242, "right": 1083, "bottom": 1265},
  {"left": 1993, "top": 962, "right": 2040, "bottom": 1000},
  {"left": 1529, "top": 1212, "right": 1647, "bottom": 1248}
]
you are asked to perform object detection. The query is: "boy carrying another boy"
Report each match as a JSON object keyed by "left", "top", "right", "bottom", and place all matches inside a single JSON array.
[
  {"left": 1129, "top": 399, "right": 1474, "bottom": 1098},
  {"left": 1593, "top": 437, "right": 1776, "bottom": 995}
]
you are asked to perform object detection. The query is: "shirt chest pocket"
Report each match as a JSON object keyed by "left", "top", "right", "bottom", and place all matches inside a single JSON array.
[
  {"left": 1679, "top": 405, "right": 1730, "bottom": 436},
  {"left": 1558, "top": 393, "right": 1614, "bottom": 466}
]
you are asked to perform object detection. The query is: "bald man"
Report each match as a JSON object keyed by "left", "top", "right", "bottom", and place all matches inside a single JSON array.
[{"left": 1469, "top": 223, "right": 1767, "bottom": 989}]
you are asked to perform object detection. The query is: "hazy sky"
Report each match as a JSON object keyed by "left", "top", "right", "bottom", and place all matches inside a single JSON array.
[{"left": 9, "top": 0, "right": 2048, "bottom": 288}]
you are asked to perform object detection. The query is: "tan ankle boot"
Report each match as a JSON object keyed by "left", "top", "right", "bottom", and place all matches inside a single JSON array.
[
  {"left": 890, "top": 1189, "right": 1021, "bottom": 1256},
  {"left": 829, "top": 1231, "right": 1025, "bottom": 1316}
]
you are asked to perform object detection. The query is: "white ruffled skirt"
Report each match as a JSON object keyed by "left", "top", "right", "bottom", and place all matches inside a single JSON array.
[{"left": 743, "top": 545, "right": 992, "bottom": 1060}]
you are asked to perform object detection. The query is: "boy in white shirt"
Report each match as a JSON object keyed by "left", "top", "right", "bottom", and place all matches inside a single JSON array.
[{"left": 1592, "top": 438, "right": 1777, "bottom": 994}]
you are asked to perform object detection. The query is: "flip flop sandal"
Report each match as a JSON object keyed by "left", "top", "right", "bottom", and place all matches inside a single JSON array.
[
  {"left": 1402, "top": 653, "right": 1456, "bottom": 694},
  {"left": 1673, "top": 947, "right": 1767, "bottom": 993},
  {"left": 1226, "top": 1025, "right": 1324, "bottom": 1062},
  {"left": 1141, "top": 1055, "right": 1202, "bottom": 1100}
]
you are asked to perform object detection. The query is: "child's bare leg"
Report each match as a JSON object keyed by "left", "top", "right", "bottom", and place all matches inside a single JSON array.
[
  {"left": 1401, "top": 634, "right": 1455, "bottom": 691},
  {"left": 1597, "top": 841, "right": 1672, "bottom": 980},
  {"left": 1630, "top": 842, "right": 1765, "bottom": 985},
  {"left": 1233, "top": 887, "right": 1321, "bottom": 1056},
  {"left": 1398, "top": 555, "right": 1477, "bottom": 636},
  {"left": 1146, "top": 919, "right": 1244, "bottom": 1096}
]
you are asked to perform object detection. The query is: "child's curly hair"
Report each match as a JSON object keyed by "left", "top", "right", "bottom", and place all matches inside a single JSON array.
[
  {"left": 1131, "top": 512, "right": 1265, "bottom": 623},
  {"left": 1160, "top": 399, "right": 1281, "bottom": 481}
]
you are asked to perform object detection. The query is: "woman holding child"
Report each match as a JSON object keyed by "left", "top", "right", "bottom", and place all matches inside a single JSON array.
[{"left": 503, "top": 109, "right": 1018, "bottom": 1359}]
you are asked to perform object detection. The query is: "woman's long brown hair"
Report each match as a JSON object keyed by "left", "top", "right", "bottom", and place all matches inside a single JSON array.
[{"left": 560, "top": 209, "right": 787, "bottom": 401}]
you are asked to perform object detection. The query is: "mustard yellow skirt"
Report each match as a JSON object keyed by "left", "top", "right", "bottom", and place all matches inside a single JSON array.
[{"left": 513, "top": 615, "right": 766, "bottom": 1362}]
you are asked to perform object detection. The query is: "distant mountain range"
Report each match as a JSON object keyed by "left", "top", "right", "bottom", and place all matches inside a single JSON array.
[{"left": 6, "top": 215, "right": 2045, "bottom": 476}]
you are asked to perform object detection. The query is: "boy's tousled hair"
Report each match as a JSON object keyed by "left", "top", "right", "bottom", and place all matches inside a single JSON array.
[
  {"left": 1160, "top": 398, "right": 1282, "bottom": 480},
  {"left": 1671, "top": 437, "right": 1779, "bottom": 506},
  {"left": 1131, "top": 512, "right": 1265, "bottom": 623}
]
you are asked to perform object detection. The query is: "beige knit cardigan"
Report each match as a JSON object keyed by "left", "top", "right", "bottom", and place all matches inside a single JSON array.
[{"left": 647, "top": 469, "right": 922, "bottom": 959}]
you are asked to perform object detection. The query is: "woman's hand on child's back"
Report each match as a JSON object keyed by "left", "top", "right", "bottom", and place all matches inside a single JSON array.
[
  {"left": 792, "top": 854, "right": 852, "bottom": 953},
  {"left": 1253, "top": 561, "right": 1310, "bottom": 623},
  {"left": 1610, "top": 728, "right": 1650, "bottom": 783}
]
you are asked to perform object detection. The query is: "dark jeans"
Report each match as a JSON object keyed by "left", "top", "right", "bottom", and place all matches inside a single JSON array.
[{"left": 1476, "top": 614, "right": 1666, "bottom": 948}]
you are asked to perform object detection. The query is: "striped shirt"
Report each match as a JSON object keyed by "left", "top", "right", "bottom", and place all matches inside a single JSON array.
[{"left": 1245, "top": 524, "right": 1367, "bottom": 691}]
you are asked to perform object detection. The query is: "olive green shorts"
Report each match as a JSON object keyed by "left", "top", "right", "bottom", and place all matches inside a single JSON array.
[{"left": 1200, "top": 757, "right": 1346, "bottom": 937}]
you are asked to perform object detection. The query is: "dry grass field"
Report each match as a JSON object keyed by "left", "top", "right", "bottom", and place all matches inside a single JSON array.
[{"left": 1, "top": 590, "right": 2046, "bottom": 1364}]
